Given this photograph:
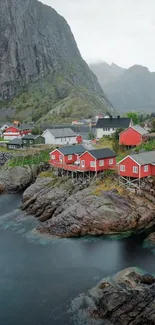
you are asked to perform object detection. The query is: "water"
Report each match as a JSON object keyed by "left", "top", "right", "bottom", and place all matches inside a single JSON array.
[{"left": 0, "top": 194, "right": 155, "bottom": 325}]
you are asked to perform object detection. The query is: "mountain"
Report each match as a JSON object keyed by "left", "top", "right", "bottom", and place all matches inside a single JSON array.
[
  {"left": 90, "top": 62, "right": 155, "bottom": 113},
  {"left": 90, "top": 62, "right": 125, "bottom": 88},
  {"left": 0, "top": 0, "right": 114, "bottom": 123}
]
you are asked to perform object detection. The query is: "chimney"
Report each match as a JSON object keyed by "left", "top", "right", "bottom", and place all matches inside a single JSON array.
[
  {"left": 117, "top": 115, "right": 120, "bottom": 119},
  {"left": 110, "top": 115, "right": 112, "bottom": 120}
]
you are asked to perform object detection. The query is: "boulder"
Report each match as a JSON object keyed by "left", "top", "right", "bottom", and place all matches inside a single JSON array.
[
  {"left": 0, "top": 165, "right": 38, "bottom": 193},
  {"left": 69, "top": 268, "right": 155, "bottom": 325}
]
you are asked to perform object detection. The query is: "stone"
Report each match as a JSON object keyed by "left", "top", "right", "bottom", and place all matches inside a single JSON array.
[
  {"left": 21, "top": 176, "right": 155, "bottom": 238},
  {"left": 69, "top": 268, "right": 155, "bottom": 325},
  {"left": 0, "top": 165, "right": 38, "bottom": 193}
]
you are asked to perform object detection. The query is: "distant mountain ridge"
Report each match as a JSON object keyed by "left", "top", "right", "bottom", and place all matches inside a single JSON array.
[
  {"left": 0, "top": 0, "right": 114, "bottom": 123},
  {"left": 90, "top": 62, "right": 155, "bottom": 113}
]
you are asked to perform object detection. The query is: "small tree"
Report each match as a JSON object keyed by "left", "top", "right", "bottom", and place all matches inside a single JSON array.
[
  {"left": 31, "top": 126, "right": 42, "bottom": 135},
  {"left": 151, "top": 119, "right": 155, "bottom": 132},
  {"left": 112, "top": 128, "right": 124, "bottom": 141},
  {"left": 127, "top": 112, "right": 139, "bottom": 125},
  {"left": 88, "top": 132, "right": 95, "bottom": 140}
]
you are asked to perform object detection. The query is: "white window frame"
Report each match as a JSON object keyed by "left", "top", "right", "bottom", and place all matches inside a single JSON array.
[
  {"left": 23, "top": 140, "right": 27, "bottom": 144},
  {"left": 120, "top": 165, "right": 125, "bottom": 172},
  {"left": 51, "top": 154, "right": 55, "bottom": 160},
  {"left": 30, "top": 140, "right": 33, "bottom": 144},
  {"left": 144, "top": 165, "right": 148, "bottom": 172},
  {"left": 90, "top": 161, "right": 96, "bottom": 167},
  {"left": 59, "top": 155, "right": 63, "bottom": 162},
  {"left": 99, "top": 160, "right": 104, "bottom": 166},
  {"left": 68, "top": 155, "right": 72, "bottom": 160},
  {"left": 81, "top": 160, "right": 85, "bottom": 168},
  {"left": 109, "top": 159, "right": 113, "bottom": 165},
  {"left": 133, "top": 166, "right": 138, "bottom": 173}
]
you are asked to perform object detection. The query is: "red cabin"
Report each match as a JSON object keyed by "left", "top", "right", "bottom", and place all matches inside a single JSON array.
[
  {"left": 118, "top": 151, "right": 155, "bottom": 178},
  {"left": 119, "top": 125, "right": 148, "bottom": 147},
  {"left": 79, "top": 148, "right": 116, "bottom": 172},
  {"left": 49, "top": 145, "right": 86, "bottom": 166},
  {"left": 3, "top": 124, "right": 32, "bottom": 139}
]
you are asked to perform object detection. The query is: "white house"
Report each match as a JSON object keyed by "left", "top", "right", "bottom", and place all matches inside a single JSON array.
[
  {"left": 96, "top": 116, "right": 132, "bottom": 138},
  {"left": 42, "top": 128, "right": 77, "bottom": 145}
]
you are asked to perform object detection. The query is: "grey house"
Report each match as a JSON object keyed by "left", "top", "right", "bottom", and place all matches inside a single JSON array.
[
  {"left": 7, "top": 138, "right": 23, "bottom": 150},
  {"left": 22, "top": 134, "right": 45, "bottom": 147}
]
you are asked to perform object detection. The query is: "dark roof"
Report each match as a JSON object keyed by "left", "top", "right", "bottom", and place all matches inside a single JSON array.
[
  {"left": 87, "top": 148, "right": 116, "bottom": 159},
  {"left": 22, "top": 134, "right": 41, "bottom": 140},
  {"left": 47, "top": 128, "right": 77, "bottom": 138},
  {"left": 58, "top": 145, "right": 86, "bottom": 155},
  {"left": 19, "top": 124, "right": 33, "bottom": 130},
  {"left": 8, "top": 138, "right": 23, "bottom": 145},
  {"left": 130, "top": 151, "right": 155, "bottom": 165},
  {"left": 96, "top": 117, "right": 131, "bottom": 128}
]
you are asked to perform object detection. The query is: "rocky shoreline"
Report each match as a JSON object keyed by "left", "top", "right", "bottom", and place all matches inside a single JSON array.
[
  {"left": 21, "top": 173, "right": 155, "bottom": 238},
  {"left": 69, "top": 267, "right": 155, "bottom": 325}
]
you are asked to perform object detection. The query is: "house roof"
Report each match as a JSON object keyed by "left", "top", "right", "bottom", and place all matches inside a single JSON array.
[
  {"left": 58, "top": 145, "right": 86, "bottom": 155},
  {"left": 131, "top": 125, "right": 148, "bottom": 135},
  {"left": 46, "top": 128, "right": 77, "bottom": 138},
  {"left": 8, "top": 138, "right": 22, "bottom": 145},
  {"left": 129, "top": 151, "right": 155, "bottom": 165},
  {"left": 96, "top": 117, "right": 131, "bottom": 129},
  {"left": 19, "top": 124, "right": 33, "bottom": 130},
  {"left": 87, "top": 148, "right": 116, "bottom": 160},
  {"left": 22, "top": 134, "right": 41, "bottom": 140}
]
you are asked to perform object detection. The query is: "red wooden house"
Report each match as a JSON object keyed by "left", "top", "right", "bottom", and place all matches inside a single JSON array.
[
  {"left": 50, "top": 146, "right": 116, "bottom": 173},
  {"left": 119, "top": 125, "right": 148, "bottom": 147},
  {"left": 49, "top": 145, "right": 86, "bottom": 167},
  {"left": 118, "top": 151, "right": 155, "bottom": 179},
  {"left": 79, "top": 148, "right": 116, "bottom": 172},
  {"left": 3, "top": 124, "right": 33, "bottom": 140}
]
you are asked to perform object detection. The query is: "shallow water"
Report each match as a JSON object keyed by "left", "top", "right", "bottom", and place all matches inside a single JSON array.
[{"left": 0, "top": 194, "right": 155, "bottom": 325}]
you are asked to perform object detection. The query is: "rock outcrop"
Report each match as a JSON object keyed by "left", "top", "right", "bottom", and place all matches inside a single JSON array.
[
  {"left": 0, "top": 0, "right": 113, "bottom": 122},
  {"left": 0, "top": 152, "right": 12, "bottom": 166},
  {"left": 22, "top": 176, "right": 155, "bottom": 237},
  {"left": 0, "top": 165, "right": 38, "bottom": 193},
  {"left": 69, "top": 268, "right": 155, "bottom": 325}
]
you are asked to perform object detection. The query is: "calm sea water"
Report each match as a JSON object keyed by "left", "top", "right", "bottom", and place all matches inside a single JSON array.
[{"left": 0, "top": 194, "right": 155, "bottom": 325}]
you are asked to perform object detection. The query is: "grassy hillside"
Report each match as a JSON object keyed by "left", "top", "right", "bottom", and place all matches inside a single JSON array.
[{"left": 0, "top": 72, "right": 113, "bottom": 124}]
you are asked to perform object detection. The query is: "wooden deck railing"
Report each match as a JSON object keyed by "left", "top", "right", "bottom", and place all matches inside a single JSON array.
[{"left": 49, "top": 160, "right": 89, "bottom": 172}]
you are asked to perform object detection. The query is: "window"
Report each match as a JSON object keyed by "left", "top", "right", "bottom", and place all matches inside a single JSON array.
[
  {"left": 133, "top": 166, "right": 138, "bottom": 173},
  {"left": 120, "top": 165, "right": 125, "bottom": 172},
  {"left": 30, "top": 140, "right": 33, "bottom": 144},
  {"left": 99, "top": 160, "right": 104, "bottom": 166},
  {"left": 59, "top": 155, "right": 63, "bottom": 161},
  {"left": 90, "top": 161, "right": 96, "bottom": 167},
  {"left": 23, "top": 140, "right": 27, "bottom": 143},
  {"left": 109, "top": 159, "right": 113, "bottom": 165},
  {"left": 144, "top": 165, "right": 148, "bottom": 172},
  {"left": 51, "top": 155, "right": 55, "bottom": 160},
  {"left": 68, "top": 155, "right": 72, "bottom": 160}
]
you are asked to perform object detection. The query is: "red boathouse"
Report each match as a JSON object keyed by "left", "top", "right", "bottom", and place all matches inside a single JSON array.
[
  {"left": 119, "top": 125, "right": 148, "bottom": 147},
  {"left": 50, "top": 146, "right": 116, "bottom": 173},
  {"left": 118, "top": 151, "right": 155, "bottom": 179}
]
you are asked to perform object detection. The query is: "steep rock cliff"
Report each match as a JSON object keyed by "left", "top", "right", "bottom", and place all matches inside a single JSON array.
[{"left": 0, "top": 0, "right": 113, "bottom": 122}]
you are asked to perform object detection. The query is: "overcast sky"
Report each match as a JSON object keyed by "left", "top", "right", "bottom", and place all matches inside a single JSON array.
[{"left": 41, "top": 0, "right": 155, "bottom": 71}]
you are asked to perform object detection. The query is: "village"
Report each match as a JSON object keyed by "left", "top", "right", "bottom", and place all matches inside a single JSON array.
[{"left": 0, "top": 114, "right": 155, "bottom": 188}]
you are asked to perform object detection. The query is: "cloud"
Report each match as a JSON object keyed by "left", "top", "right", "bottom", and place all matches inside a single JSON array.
[{"left": 41, "top": 0, "right": 155, "bottom": 70}]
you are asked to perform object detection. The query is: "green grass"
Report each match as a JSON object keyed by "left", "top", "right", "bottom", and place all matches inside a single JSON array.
[
  {"left": 135, "top": 140, "right": 155, "bottom": 153},
  {"left": 7, "top": 149, "right": 50, "bottom": 167}
]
